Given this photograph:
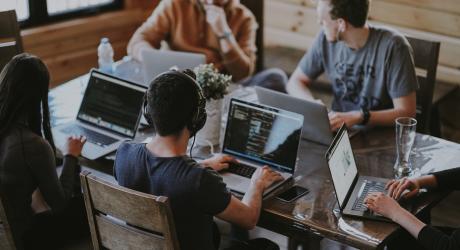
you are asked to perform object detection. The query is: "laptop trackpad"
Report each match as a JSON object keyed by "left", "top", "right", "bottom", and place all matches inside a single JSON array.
[{"left": 221, "top": 173, "right": 250, "bottom": 194}]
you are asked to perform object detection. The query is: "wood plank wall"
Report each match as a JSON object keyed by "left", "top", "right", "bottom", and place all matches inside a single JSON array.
[
  {"left": 264, "top": 0, "right": 460, "bottom": 86},
  {"left": 21, "top": 0, "right": 158, "bottom": 87},
  {"left": 20, "top": 0, "right": 460, "bottom": 87}
]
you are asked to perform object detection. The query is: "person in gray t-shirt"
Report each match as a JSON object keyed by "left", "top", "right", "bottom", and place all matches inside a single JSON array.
[{"left": 287, "top": 0, "right": 418, "bottom": 131}]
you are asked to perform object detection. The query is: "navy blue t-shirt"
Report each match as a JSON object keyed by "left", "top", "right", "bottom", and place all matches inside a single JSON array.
[{"left": 114, "top": 142, "right": 231, "bottom": 250}]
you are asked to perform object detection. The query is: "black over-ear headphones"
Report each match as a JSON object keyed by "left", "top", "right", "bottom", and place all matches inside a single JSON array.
[{"left": 143, "top": 69, "right": 207, "bottom": 137}]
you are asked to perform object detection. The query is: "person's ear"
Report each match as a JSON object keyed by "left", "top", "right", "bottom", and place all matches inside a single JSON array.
[
  {"left": 182, "top": 126, "right": 192, "bottom": 140},
  {"left": 338, "top": 18, "right": 346, "bottom": 32}
]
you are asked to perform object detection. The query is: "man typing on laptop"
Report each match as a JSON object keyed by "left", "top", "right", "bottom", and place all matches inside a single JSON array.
[
  {"left": 114, "top": 69, "right": 282, "bottom": 250},
  {"left": 286, "top": 0, "right": 418, "bottom": 131}
]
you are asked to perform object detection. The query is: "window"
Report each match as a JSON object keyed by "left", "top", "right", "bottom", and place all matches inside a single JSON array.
[
  {"left": 1, "top": 0, "right": 123, "bottom": 28},
  {"left": 1, "top": 0, "right": 29, "bottom": 21},
  {"left": 46, "top": 0, "right": 115, "bottom": 15}
]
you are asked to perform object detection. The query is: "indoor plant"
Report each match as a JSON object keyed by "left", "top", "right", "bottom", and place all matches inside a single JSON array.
[{"left": 194, "top": 63, "right": 232, "bottom": 146}]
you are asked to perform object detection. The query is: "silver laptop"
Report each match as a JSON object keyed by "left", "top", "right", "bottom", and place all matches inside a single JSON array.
[
  {"left": 256, "top": 87, "right": 333, "bottom": 145},
  {"left": 53, "top": 70, "right": 146, "bottom": 160},
  {"left": 325, "top": 124, "right": 392, "bottom": 221},
  {"left": 141, "top": 49, "right": 206, "bottom": 85},
  {"left": 220, "top": 98, "right": 304, "bottom": 196}
]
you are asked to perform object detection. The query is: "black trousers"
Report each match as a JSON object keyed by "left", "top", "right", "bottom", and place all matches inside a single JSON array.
[
  {"left": 23, "top": 196, "right": 89, "bottom": 250},
  {"left": 224, "top": 238, "right": 280, "bottom": 250},
  {"left": 213, "top": 222, "right": 280, "bottom": 250}
]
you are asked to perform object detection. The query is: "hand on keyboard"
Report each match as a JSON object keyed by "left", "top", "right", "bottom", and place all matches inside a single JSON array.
[
  {"left": 200, "top": 154, "right": 238, "bottom": 172},
  {"left": 250, "top": 166, "right": 284, "bottom": 190},
  {"left": 353, "top": 181, "right": 385, "bottom": 212},
  {"left": 386, "top": 177, "right": 420, "bottom": 200},
  {"left": 364, "top": 192, "right": 403, "bottom": 221},
  {"left": 61, "top": 125, "right": 117, "bottom": 146},
  {"left": 62, "top": 135, "right": 87, "bottom": 157}
]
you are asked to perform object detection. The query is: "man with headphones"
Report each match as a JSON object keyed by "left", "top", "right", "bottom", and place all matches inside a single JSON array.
[
  {"left": 286, "top": 0, "right": 418, "bottom": 131},
  {"left": 114, "top": 69, "right": 282, "bottom": 250}
]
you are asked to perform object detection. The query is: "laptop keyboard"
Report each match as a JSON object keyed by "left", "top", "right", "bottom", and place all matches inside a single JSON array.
[
  {"left": 228, "top": 163, "right": 257, "bottom": 178},
  {"left": 352, "top": 180, "right": 385, "bottom": 212},
  {"left": 61, "top": 125, "right": 118, "bottom": 147}
]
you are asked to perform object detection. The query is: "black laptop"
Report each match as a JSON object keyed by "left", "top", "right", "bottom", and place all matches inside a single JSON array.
[
  {"left": 220, "top": 98, "right": 304, "bottom": 196},
  {"left": 325, "top": 124, "right": 393, "bottom": 221},
  {"left": 52, "top": 69, "right": 146, "bottom": 160}
]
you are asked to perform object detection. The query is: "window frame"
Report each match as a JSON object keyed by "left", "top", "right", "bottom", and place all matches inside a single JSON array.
[{"left": 19, "top": 0, "right": 123, "bottom": 28}]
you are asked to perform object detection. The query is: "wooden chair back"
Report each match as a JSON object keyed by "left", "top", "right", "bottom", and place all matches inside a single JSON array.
[
  {"left": 406, "top": 36, "right": 440, "bottom": 134},
  {"left": 240, "top": 0, "right": 264, "bottom": 72},
  {"left": 0, "top": 10, "right": 23, "bottom": 71},
  {"left": 80, "top": 171, "right": 180, "bottom": 250}
]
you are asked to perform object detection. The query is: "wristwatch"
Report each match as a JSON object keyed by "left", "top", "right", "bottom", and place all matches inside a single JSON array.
[
  {"left": 218, "top": 31, "right": 233, "bottom": 40},
  {"left": 360, "top": 107, "right": 370, "bottom": 125}
]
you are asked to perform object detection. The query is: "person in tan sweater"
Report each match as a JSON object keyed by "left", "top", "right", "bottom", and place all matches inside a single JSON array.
[{"left": 128, "top": 0, "right": 287, "bottom": 91}]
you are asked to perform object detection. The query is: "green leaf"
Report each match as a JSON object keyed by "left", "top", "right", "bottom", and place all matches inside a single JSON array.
[{"left": 193, "top": 63, "right": 232, "bottom": 100}]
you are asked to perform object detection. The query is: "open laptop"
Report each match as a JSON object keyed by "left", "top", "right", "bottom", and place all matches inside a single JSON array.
[
  {"left": 220, "top": 98, "right": 304, "bottom": 196},
  {"left": 53, "top": 70, "right": 146, "bottom": 160},
  {"left": 256, "top": 87, "right": 332, "bottom": 145},
  {"left": 141, "top": 49, "right": 206, "bottom": 85},
  {"left": 325, "top": 124, "right": 393, "bottom": 221},
  {"left": 256, "top": 87, "right": 359, "bottom": 145}
]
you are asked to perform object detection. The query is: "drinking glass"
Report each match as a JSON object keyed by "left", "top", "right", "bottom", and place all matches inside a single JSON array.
[{"left": 394, "top": 117, "right": 417, "bottom": 178}]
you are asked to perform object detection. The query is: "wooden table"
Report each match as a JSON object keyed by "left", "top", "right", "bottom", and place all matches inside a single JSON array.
[
  {"left": 258, "top": 128, "right": 460, "bottom": 249},
  {"left": 50, "top": 63, "right": 460, "bottom": 250}
]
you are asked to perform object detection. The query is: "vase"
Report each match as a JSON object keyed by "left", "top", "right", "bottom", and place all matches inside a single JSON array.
[{"left": 196, "top": 98, "right": 223, "bottom": 146}]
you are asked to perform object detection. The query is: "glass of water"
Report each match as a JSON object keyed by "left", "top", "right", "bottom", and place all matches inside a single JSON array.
[{"left": 394, "top": 117, "right": 417, "bottom": 178}]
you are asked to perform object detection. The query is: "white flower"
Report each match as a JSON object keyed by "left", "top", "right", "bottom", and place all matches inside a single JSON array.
[{"left": 194, "top": 64, "right": 232, "bottom": 100}]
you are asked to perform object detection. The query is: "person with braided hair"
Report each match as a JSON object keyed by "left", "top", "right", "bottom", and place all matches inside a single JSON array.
[{"left": 0, "top": 53, "right": 88, "bottom": 249}]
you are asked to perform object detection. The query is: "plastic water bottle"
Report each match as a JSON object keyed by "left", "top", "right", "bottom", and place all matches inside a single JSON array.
[{"left": 97, "top": 37, "right": 114, "bottom": 73}]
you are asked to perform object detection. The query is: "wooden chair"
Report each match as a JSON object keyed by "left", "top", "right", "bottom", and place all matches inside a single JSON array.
[
  {"left": 80, "top": 171, "right": 180, "bottom": 250},
  {"left": 240, "top": 0, "right": 264, "bottom": 72},
  {"left": 0, "top": 10, "right": 24, "bottom": 71},
  {"left": 406, "top": 36, "right": 440, "bottom": 135}
]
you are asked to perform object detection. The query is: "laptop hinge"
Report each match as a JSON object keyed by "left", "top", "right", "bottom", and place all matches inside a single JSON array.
[{"left": 342, "top": 173, "right": 360, "bottom": 210}]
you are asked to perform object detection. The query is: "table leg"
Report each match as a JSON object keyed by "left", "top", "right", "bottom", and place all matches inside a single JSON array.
[
  {"left": 430, "top": 105, "right": 441, "bottom": 137},
  {"left": 288, "top": 234, "right": 322, "bottom": 250}
]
